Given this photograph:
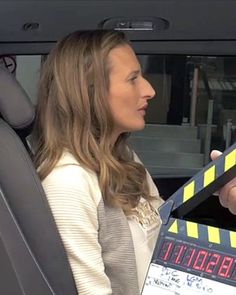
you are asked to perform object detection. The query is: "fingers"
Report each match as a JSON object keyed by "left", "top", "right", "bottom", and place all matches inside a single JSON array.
[
  {"left": 218, "top": 178, "right": 236, "bottom": 214},
  {"left": 210, "top": 150, "right": 222, "bottom": 161},
  {"left": 210, "top": 149, "right": 236, "bottom": 214},
  {"left": 210, "top": 150, "right": 222, "bottom": 196},
  {"left": 218, "top": 190, "right": 230, "bottom": 208},
  {"left": 226, "top": 186, "right": 236, "bottom": 214}
]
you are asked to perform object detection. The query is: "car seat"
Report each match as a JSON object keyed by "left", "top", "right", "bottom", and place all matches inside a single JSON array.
[{"left": 0, "top": 67, "right": 78, "bottom": 295}]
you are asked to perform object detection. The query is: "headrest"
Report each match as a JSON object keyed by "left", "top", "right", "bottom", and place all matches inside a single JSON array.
[{"left": 0, "top": 67, "right": 35, "bottom": 136}]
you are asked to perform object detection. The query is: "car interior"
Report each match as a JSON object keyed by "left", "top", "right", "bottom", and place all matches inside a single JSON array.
[
  {"left": 0, "top": 67, "right": 77, "bottom": 294},
  {"left": 1, "top": 1, "right": 236, "bottom": 293}
]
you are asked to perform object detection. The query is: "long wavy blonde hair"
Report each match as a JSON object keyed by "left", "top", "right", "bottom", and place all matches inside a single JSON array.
[{"left": 34, "top": 30, "right": 153, "bottom": 213}]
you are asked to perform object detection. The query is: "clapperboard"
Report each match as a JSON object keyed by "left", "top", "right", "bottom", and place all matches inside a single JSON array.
[{"left": 142, "top": 143, "right": 236, "bottom": 295}]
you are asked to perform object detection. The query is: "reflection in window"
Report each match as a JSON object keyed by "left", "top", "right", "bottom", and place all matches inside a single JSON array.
[
  {"left": 138, "top": 54, "right": 236, "bottom": 152},
  {"left": 15, "top": 55, "right": 42, "bottom": 105}
]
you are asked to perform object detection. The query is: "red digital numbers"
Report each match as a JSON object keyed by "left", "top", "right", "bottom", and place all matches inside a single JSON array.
[
  {"left": 182, "top": 247, "right": 196, "bottom": 267},
  {"left": 159, "top": 241, "right": 173, "bottom": 261},
  {"left": 218, "top": 256, "right": 234, "bottom": 278},
  {"left": 192, "top": 250, "right": 209, "bottom": 271},
  {"left": 169, "top": 244, "right": 187, "bottom": 264},
  {"left": 158, "top": 240, "right": 236, "bottom": 282},
  {"left": 205, "top": 253, "right": 221, "bottom": 274}
]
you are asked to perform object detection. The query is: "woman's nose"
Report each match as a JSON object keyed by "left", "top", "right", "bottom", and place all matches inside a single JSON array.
[{"left": 141, "top": 78, "right": 156, "bottom": 100}]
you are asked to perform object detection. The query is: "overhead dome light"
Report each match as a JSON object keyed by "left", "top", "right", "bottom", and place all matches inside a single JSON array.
[{"left": 100, "top": 17, "right": 169, "bottom": 31}]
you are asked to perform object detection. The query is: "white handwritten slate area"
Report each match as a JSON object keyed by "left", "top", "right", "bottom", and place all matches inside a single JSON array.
[{"left": 142, "top": 263, "right": 236, "bottom": 295}]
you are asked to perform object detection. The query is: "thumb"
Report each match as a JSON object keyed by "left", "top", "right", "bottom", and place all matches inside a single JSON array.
[{"left": 210, "top": 149, "right": 222, "bottom": 161}]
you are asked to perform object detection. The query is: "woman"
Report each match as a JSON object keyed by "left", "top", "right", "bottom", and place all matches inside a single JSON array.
[
  {"left": 34, "top": 30, "right": 163, "bottom": 295},
  {"left": 34, "top": 30, "right": 236, "bottom": 295}
]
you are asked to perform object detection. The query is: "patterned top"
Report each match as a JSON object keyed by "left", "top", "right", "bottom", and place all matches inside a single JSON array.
[{"left": 128, "top": 196, "right": 162, "bottom": 290}]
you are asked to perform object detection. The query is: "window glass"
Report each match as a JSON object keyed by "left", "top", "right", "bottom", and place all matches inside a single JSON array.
[
  {"left": 0, "top": 55, "right": 42, "bottom": 105},
  {"left": 138, "top": 55, "right": 236, "bottom": 153}
]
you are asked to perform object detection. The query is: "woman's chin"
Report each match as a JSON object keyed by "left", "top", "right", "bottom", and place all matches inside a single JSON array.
[{"left": 130, "top": 121, "right": 146, "bottom": 132}]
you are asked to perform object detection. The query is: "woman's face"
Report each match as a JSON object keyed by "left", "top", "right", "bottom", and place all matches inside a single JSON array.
[{"left": 108, "top": 44, "right": 156, "bottom": 139}]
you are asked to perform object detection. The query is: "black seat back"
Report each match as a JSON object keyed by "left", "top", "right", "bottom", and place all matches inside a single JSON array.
[{"left": 0, "top": 68, "right": 77, "bottom": 295}]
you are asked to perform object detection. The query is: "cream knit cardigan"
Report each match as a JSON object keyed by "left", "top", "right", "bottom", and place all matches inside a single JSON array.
[{"left": 42, "top": 152, "right": 163, "bottom": 295}]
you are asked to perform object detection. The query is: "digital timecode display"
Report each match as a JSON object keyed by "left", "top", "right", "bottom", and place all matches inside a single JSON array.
[{"left": 156, "top": 240, "right": 236, "bottom": 282}]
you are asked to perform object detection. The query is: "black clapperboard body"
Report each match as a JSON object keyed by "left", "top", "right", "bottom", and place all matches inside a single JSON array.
[{"left": 142, "top": 143, "right": 236, "bottom": 295}]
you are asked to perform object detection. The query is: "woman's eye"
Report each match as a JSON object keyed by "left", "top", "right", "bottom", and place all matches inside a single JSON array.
[{"left": 129, "top": 76, "right": 138, "bottom": 83}]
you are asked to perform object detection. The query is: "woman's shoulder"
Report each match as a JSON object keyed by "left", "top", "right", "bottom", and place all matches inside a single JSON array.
[
  {"left": 43, "top": 152, "right": 98, "bottom": 189},
  {"left": 42, "top": 152, "right": 102, "bottom": 205},
  {"left": 55, "top": 151, "right": 81, "bottom": 167}
]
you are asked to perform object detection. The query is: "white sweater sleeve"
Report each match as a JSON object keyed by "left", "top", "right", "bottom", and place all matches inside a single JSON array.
[{"left": 42, "top": 164, "right": 112, "bottom": 295}]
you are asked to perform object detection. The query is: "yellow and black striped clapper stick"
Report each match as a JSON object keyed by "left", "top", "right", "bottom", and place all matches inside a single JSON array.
[
  {"left": 142, "top": 142, "right": 236, "bottom": 294},
  {"left": 160, "top": 141, "right": 236, "bottom": 223}
]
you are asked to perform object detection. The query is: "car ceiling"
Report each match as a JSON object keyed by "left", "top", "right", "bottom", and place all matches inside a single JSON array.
[{"left": 0, "top": 0, "right": 236, "bottom": 54}]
